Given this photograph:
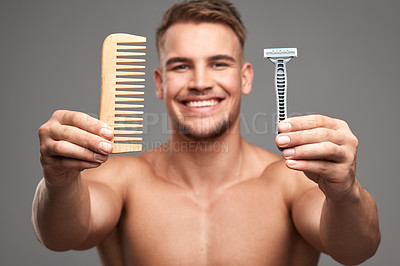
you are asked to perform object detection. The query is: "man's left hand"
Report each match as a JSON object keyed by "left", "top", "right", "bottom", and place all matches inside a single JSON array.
[{"left": 276, "top": 114, "right": 359, "bottom": 201}]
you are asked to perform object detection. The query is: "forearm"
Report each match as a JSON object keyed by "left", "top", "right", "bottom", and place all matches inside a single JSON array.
[
  {"left": 320, "top": 179, "right": 380, "bottom": 265},
  {"left": 32, "top": 174, "right": 91, "bottom": 251}
]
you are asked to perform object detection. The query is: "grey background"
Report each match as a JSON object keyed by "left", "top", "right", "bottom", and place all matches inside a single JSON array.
[{"left": 0, "top": 0, "right": 398, "bottom": 265}]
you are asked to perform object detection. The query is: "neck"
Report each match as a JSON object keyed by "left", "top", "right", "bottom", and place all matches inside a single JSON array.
[{"left": 164, "top": 118, "right": 246, "bottom": 195}]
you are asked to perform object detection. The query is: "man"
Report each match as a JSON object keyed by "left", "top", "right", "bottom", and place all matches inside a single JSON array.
[{"left": 32, "top": 0, "right": 380, "bottom": 265}]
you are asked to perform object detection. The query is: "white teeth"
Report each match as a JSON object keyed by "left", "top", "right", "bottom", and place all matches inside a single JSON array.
[{"left": 186, "top": 99, "right": 219, "bottom": 108}]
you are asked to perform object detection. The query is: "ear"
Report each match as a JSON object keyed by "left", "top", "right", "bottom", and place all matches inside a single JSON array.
[
  {"left": 241, "top": 62, "right": 253, "bottom": 95},
  {"left": 154, "top": 68, "right": 164, "bottom": 100}
]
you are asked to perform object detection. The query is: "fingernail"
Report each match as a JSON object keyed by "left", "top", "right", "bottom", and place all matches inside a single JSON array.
[
  {"left": 277, "top": 135, "right": 290, "bottom": 145},
  {"left": 279, "top": 123, "right": 291, "bottom": 132},
  {"left": 283, "top": 148, "right": 294, "bottom": 158},
  {"left": 94, "top": 153, "right": 108, "bottom": 162},
  {"left": 98, "top": 142, "right": 112, "bottom": 153},
  {"left": 286, "top": 160, "right": 297, "bottom": 167},
  {"left": 100, "top": 128, "right": 113, "bottom": 138}
]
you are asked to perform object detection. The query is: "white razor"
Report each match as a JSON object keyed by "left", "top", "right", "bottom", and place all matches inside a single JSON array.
[{"left": 264, "top": 47, "right": 298, "bottom": 150}]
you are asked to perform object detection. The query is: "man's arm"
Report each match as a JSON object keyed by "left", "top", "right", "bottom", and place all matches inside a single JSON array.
[
  {"left": 276, "top": 114, "right": 380, "bottom": 265},
  {"left": 32, "top": 110, "right": 120, "bottom": 251}
]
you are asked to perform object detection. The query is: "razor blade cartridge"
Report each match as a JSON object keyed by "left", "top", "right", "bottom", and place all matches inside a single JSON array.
[{"left": 264, "top": 48, "right": 298, "bottom": 59}]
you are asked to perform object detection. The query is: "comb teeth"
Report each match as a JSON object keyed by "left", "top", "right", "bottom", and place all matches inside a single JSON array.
[{"left": 100, "top": 33, "right": 146, "bottom": 153}]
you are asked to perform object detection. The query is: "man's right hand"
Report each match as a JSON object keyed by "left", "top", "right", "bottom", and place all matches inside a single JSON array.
[{"left": 38, "top": 110, "right": 113, "bottom": 187}]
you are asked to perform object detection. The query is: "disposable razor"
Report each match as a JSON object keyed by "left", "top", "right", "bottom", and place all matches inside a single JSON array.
[{"left": 264, "top": 48, "right": 298, "bottom": 150}]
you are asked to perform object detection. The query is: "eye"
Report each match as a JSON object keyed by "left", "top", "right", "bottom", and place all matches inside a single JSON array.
[
  {"left": 172, "top": 64, "right": 189, "bottom": 71},
  {"left": 213, "top": 62, "right": 229, "bottom": 69}
]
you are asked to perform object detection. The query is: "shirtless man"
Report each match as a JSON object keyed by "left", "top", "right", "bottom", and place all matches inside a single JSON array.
[{"left": 32, "top": 0, "right": 380, "bottom": 265}]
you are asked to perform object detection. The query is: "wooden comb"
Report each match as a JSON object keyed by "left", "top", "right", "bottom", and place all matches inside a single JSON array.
[{"left": 100, "top": 33, "right": 146, "bottom": 153}]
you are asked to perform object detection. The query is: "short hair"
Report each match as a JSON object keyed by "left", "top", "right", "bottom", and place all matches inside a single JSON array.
[{"left": 156, "top": 0, "right": 246, "bottom": 54}]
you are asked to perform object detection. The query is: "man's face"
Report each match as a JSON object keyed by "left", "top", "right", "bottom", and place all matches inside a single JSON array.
[{"left": 154, "top": 22, "right": 253, "bottom": 140}]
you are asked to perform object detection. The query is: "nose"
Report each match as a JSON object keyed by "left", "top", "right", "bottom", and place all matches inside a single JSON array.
[{"left": 188, "top": 65, "right": 213, "bottom": 92}]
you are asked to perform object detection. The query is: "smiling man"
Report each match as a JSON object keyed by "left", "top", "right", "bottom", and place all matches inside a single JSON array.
[
  {"left": 32, "top": 0, "right": 380, "bottom": 265},
  {"left": 154, "top": 21, "right": 252, "bottom": 141}
]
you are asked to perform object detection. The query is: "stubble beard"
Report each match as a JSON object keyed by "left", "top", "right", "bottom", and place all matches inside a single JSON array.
[{"left": 173, "top": 110, "right": 239, "bottom": 141}]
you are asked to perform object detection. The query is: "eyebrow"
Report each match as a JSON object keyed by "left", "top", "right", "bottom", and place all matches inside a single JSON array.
[
  {"left": 165, "top": 54, "right": 237, "bottom": 67},
  {"left": 165, "top": 57, "right": 191, "bottom": 67},
  {"left": 209, "top": 55, "right": 236, "bottom": 63}
]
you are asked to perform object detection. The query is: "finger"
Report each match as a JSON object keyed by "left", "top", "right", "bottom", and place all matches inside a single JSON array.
[
  {"left": 282, "top": 142, "right": 346, "bottom": 162},
  {"left": 53, "top": 110, "right": 113, "bottom": 140},
  {"left": 50, "top": 125, "right": 112, "bottom": 155},
  {"left": 48, "top": 156, "right": 102, "bottom": 172},
  {"left": 276, "top": 128, "right": 345, "bottom": 149},
  {"left": 285, "top": 159, "right": 335, "bottom": 179},
  {"left": 278, "top": 114, "right": 342, "bottom": 133},
  {"left": 48, "top": 140, "right": 109, "bottom": 164}
]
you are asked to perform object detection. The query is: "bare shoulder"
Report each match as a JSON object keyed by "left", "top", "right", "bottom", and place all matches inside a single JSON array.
[
  {"left": 81, "top": 153, "right": 155, "bottom": 196},
  {"left": 241, "top": 140, "right": 281, "bottom": 175},
  {"left": 84, "top": 153, "right": 152, "bottom": 178},
  {"left": 80, "top": 143, "right": 169, "bottom": 197},
  {"left": 245, "top": 142, "right": 317, "bottom": 205}
]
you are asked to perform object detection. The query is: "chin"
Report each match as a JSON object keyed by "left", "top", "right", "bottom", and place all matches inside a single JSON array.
[{"left": 176, "top": 119, "right": 231, "bottom": 141}]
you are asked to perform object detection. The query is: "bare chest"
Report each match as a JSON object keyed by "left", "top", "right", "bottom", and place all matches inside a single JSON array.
[{"left": 112, "top": 180, "right": 318, "bottom": 266}]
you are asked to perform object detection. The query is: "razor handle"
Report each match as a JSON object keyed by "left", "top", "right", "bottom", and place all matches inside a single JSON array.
[{"left": 270, "top": 58, "right": 292, "bottom": 151}]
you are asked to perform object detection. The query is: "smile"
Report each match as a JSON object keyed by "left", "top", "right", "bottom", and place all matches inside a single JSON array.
[{"left": 185, "top": 99, "right": 220, "bottom": 108}]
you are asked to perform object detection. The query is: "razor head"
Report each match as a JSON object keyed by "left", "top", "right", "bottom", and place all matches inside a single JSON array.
[{"left": 264, "top": 48, "right": 298, "bottom": 59}]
